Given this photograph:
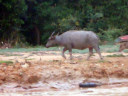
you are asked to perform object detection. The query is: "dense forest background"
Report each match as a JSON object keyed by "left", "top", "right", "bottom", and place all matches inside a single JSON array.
[{"left": 0, "top": 0, "right": 128, "bottom": 46}]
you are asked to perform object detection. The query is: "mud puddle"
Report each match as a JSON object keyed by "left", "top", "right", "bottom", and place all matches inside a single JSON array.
[{"left": 0, "top": 78, "right": 128, "bottom": 96}]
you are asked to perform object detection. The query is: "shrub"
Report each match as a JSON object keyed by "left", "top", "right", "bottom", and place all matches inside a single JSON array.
[{"left": 98, "top": 28, "right": 124, "bottom": 42}]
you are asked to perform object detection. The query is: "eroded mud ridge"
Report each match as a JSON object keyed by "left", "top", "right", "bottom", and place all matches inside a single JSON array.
[
  {"left": 0, "top": 57, "right": 128, "bottom": 85},
  {"left": 0, "top": 52, "right": 128, "bottom": 95}
]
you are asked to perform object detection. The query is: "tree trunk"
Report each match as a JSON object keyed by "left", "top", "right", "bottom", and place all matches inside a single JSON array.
[{"left": 34, "top": 25, "right": 40, "bottom": 45}]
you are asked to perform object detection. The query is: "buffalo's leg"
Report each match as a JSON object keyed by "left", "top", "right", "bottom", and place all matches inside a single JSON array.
[
  {"left": 62, "top": 47, "right": 67, "bottom": 59},
  {"left": 94, "top": 46, "right": 103, "bottom": 60},
  {"left": 69, "top": 49, "right": 72, "bottom": 60},
  {"left": 87, "top": 47, "right": 93, "bottom": 60}
]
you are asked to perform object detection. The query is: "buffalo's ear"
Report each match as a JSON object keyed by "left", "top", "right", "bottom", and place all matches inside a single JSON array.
[{"left": 51, "top": 36, "right": 55, "bottom": 40}]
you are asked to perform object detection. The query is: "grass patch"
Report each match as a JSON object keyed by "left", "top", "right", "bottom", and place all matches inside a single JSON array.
[
  {"left": 4, "top": 53, "right": 23, "bottom": 56},
  {"left": 106, "top": 54, "right": 125, "bottom": 57},
  {"left": 100, "top": 44, "right": 119, "bottom": 53},
  {"left": 98, "top": 60, "right": 109, "bottom": 63},
  {"left": 0, "top": 46, "right": 59, "bottom": 53},
  {"left": 72, "top": 44, "right": 120, "bottom": 53},
  {"left": 72, "top": 49, "right": 88, "bottom": 54},
  {"left": 0, "top": 44, "right": 126, "bottom": 54},
  {"left": 25, "top": 58, "right": 35, "bottom": 60},
  {"left": 0, "top": 61, "right": 13, "bottom": 65}
]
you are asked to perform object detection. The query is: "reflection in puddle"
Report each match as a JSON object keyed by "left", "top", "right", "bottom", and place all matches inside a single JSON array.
[
  {"left": 0, "top": 87, "right": 128, "bottom": 96},
  {"left": 0, "top": 78, "right": 128, "bottom": 96}
]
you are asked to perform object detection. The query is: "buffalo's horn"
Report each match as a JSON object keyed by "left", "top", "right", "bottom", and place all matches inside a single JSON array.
[{"left": 51, "top": 31, "right": 55, "bottom": 36}]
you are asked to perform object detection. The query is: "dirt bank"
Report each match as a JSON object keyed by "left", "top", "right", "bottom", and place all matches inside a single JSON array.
[{"left": 0, "top": 51, "right": 128, "bottom": 96}]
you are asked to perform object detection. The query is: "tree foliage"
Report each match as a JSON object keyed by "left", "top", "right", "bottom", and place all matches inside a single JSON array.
[{"left": 0, "top": 0, "right": 128, "bottom": 45}]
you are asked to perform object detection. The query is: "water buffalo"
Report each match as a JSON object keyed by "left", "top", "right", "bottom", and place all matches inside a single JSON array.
[{"left": 46, "top": 30, "right": 103, "bottom": 60}]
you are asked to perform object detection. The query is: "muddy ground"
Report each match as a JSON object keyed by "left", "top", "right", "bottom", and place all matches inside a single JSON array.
[{"left": 0, "top": 51, "right": 128, "bottom": 96}]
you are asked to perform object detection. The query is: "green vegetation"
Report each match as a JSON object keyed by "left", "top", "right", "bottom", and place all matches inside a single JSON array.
[
  {"left": 0, "top": 46, "right": 59, "bottom": 53},
  {"left": 106, "top": 54, "right": 125, "bottom": 57},
  {"left": 25, "top": 58, "right": 35, "bottom": 60},
  {"left": 97, "top": 60, "right": 109, "bottom": 63},
  {"left": 100, "top": 44, "right": 119, "bottom": 53},
  {"left": 0, "top": 44, "right": 127, "bottom": 53},
  {"left": 0, "top": 0, "right": 128, "bottom": 46},
  {"left": 0, "top": 61, "right": 13, "bottom": 65}
]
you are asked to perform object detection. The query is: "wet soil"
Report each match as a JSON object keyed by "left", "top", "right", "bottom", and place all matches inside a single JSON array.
[{"left": 0, "top": 51, "right": 128, "bottom": 96}]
